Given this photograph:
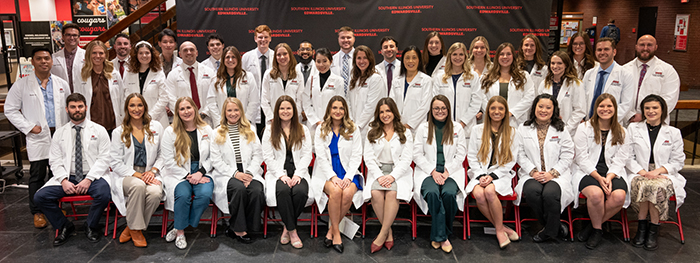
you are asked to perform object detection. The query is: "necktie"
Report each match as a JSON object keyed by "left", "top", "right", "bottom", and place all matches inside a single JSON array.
[
  {"left": 342, "top": 54, "right": 350, "bottom": 95},
  {"left": 188, "top": 67, "right": 201, "bottom": 109},
  {"left": 386, "top": 63, "right": 393, "bottom": 96},
  {"left": 635, "top": 63, "right": 648, "bottom": 109},
  {"left": 589, "top": 71, "right": 608, "bottom": 118},
  {"left": 215, "top": 60, "right": 220, "bottom": 70},
  {"left": 119, "top": 61, "right": 125, "bottom": 78},
  {"left": 303, "top": 65, "right": 310, "bottom": 84},
  {"left": 260, "top": 55, "right": 267, "bottom": 82},
  {"left": 74, "top": 126, "right": 84, "bottom": 182}
]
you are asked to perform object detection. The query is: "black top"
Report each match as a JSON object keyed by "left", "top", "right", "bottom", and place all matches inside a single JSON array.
[
  {"left": 187, "top": 129, "right": 207, "bottom": 175},
  {"left": 525, "top": 60, "right": 536, "bottom": 73},
  {"left": 434, "top": 119, "right": 446, "bottom": 173},
  {"left": 138, "top": 68, "right": 150, "bottom": 94},
  {"left": 282, "top": 79, "right": 288, "bottom": 88},
  {"left": 595, "top": 130, "right": 609, "bottom": 176},
  {"left": 551, "top": 80, "right": 562, "bottom": 99},
  {"left": 133, "top": 134, "right": 147, "bottom": 167},
  {"left": 647, "top": 123, "right": 661, "bottom": 164},
  {"left": 426, "top": 54, "right": 442, "bottom": 76},
  {"left": 319, "top": 70, "right": 331, "bottom": 90},
  {"left": 283, "top": 136, "right": 295, "bottom": 177}
]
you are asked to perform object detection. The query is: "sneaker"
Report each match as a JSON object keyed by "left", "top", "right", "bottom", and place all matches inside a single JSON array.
[
  {"left": 165, "top": 229, "right": 177, "bottom": 242},
  {"left": 175, "top": 235, "right": 187, "bottom": 249}
]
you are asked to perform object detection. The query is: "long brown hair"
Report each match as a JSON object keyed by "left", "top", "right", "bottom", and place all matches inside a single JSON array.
[
  {"left": 367, "top": 98, "right": 406, "bottom": 144},
  {"left": 421, "top": 31, "right": 445, "bottom": 68},
  {"left": 544, "top": 51, "right": 580, "bottom": 90},
  {"left": 269, "top": 43, "right": 298, "bottom": 80},
  {"left": 427, "top": 95, "right": 454, "bottom": 145},
  {"left": 441, "top": 42, "right": 473, "bottom": 84},
  {"left": 269, "top": 95, "right": 304, "bottom": 150},
  {"left": 566, "top": 32, "right": 596, "bottom": 75},
  {"left": 215, "top": 46, "right": 247, "bottom": 92},
  {"left": 516, "top": 34, "right": 546, "bottom": 71},
  {"left": 349, "top": 45, "right": 377, "bottom": 90},
  {"left": 128, "top": 41, "right": 162, "bottom": 73},
  {"left": 120, "top": 93, "right": 154, "bottom": 148},
  {"left": 477, "top": 96, "right": 514, "bottom": 166},
  {"left": 215, "top": 97, "right": 256, "bottom": 145},
  {"left": 320, "top": 96, "right": 356, "bottom": 140},
  {"left": 481, "top": 43, "right": 526, "bottom": 93},
  {"left": 590, "top": 93, "right": 625, "bottom": 145},
  {"left": 469, "top": 36, "right": 492, "bottom": 67},
  {"left": 81, "top": 40, "right": 114, "bottom": 81},
  {"left": 172, "top": 97, "right": 208, "bottom": 166}
]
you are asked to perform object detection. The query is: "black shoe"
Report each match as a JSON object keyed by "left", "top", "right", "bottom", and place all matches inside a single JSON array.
[
  {"left": 333, "top": 243, "right": 344, "bottom": 253},
  {"left": 323, "top": 238, "right": 333, "bottom": 248},
  {"left": 532, "top": 229, "right": 553, "bottom": 243},
  {"left": 84, "top": 223, "right": 101, "bottom": 243},
  {"left": 225, "top": 229, "right": 253, "bottom": 244},
  {"left": 644, "top": 223, "right": 659, "bottom": 251},
  {"left": 585, "top": 229, "right": 603, "bottom": 249},
  {"left": 632, "top": 219, "right": 648, "bottom": 248},
  {"left": 53, "top": 222, "right": 76, "bottom": 247},
  {"left": 577, "top": 222, "right": 593, "bottom": 242},
  {"left": 559, "top": 222, "right": 570, "bottom": 240}
]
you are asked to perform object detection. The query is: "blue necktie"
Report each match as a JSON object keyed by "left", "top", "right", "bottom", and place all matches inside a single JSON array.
[{"left": 589, "top": 71, "right": 608, "bottom": 118}]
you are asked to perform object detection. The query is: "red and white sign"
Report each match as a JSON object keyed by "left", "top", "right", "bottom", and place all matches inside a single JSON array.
[{"left": 674, "top": 14, "right": 690, "bottom": 51}]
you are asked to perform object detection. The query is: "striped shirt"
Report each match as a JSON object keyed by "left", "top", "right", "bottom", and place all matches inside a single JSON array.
[{"left": 228, "top": 123, "right": 243, "bottom": 164}]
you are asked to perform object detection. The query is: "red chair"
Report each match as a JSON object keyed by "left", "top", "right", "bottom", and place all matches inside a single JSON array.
[
  {"left": 162, "top": 198, "right": 219, "bottom": 238},
  {"left": 262, "top": 205, "right": 317, "bottom": 238},
  {"left": 628, "top": 195, "right": 684, "bottom": 244},
  {"left": 111, "top": 202, "right": 168, "bottom": 239},
  {"left": 464, "top": 166, "right": 521, "bottom": 240},
  {"left": 55, "top": 195, "right": 111, "bottom": 237},
  {"left": 571, "top": 193, "right": 630, "bottom": 241}
]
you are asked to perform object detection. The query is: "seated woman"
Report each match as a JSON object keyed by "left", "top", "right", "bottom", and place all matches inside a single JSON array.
[
  {"left": 110, "top": 93, "right": 165, "bottom": 248},
  {"left": 363, "top": 98, "right": 414, "bottom": 253},
  {"left": 413, "top": 95, "right": 467, "bottom": 253},
  {"left": 572, "top": 93, "right": 631, "bottom": 250},
  {"left": 466, "top": 96, "right": 520, "bottom": 249},
  {"left": 311, "top": 96, "right": 363, "bottom": 254},
  {"left": 210, "top": 97, "right": 264, "bottom": 243},
  {"left": 514, "top": 94, "right": 575, "bottom": 243},
  {"left": 628, "top": 95, "right": 686, "bottom": 250},
  {"left": 262, "top": 95, "right": 313, "bottom": 249},
  {"left": 161, "top": 97, "right": 213, "bottom": 249}
]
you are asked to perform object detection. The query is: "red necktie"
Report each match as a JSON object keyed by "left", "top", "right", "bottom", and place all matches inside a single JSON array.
[
  {"left": 119, "top": 61, "right": 125, "bottom": 78},
  {"left": 635, "top": 63, "right": 648, "bottom": 109},
  {"left": 188, "top": 67, "right": 201, "bottom": 109}
]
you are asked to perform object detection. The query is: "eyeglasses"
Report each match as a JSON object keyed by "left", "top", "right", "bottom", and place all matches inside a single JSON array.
[
  {"left": 432, "top": 107, "right": 448, "bottom": 112},
  {"left": 299, "top": 48, "right": 313, "bottom": 51}
]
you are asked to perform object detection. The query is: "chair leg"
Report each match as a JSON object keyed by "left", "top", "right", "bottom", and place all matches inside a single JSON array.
[
  {"left": 466, "top": 196, "right": 471, "bottom": 240},
  {"left": 677, "top": 209, "right": 685, "bottom": 244},
  {"left": 514, "top": 205, "right": 521, "bottom": 239},
  {"left": 104, "top": 205, "right": 110, "bottom": 237},
  {"left": 263, "top": 206, "right": 269, "bottom": 239},
  {"left": 361, "top": 203, "right": 367, "bottom": 239},
  {"left": 113, "top": 208, "right": 119, "bottom": 239},
  {"left": 567, "top": 206, "right": 574, "bottom": 242}
]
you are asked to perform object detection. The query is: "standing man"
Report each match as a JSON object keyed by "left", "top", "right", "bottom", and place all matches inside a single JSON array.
[
  {"left": 375, "top": 36, "right": 400, "bottom": 96},
  {"left": 331, "top": 26, "right": 355, "bottom": 95},
  {"left": 623, "top": 35, "right": 680, "bottom": 124},
  {"left": 5, "top": 48, "right": 70, "bottom": 229},
  {"left": 111, "top": 33, "right": 131, "bottom": 81},
  {"left": 600, "top": 19, "right": 621, "bottom": 45},
  {"left": 295, "top": 40, "right": 315, "bottom": 86},
  {"left": 33, "top": 93, "right": 112, "bottom": 246},
  {"left": 158, "top": 29, "right": 181, "bottom": 78},
  {"left": 51, "top": 23, "right": 85, "bottom": 93},
  {"left": 581, "top": 37, "right": 635, "bottom": 125},
  {"left": 241, "top": 25, "right": 273, "bottom": 138},
  {"left": 200, "top": 34, "right": 225, "bottom": 71},
  {"left": 165, "top": 41, "right": 216, "bottom": 126}
]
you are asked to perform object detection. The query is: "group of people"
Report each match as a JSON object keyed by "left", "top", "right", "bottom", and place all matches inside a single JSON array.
[{"left": 4, "top": 22, "right": 685, "bottom": 255}]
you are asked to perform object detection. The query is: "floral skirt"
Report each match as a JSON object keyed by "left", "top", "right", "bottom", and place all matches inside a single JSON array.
[{"left": 630, "top": 165, "right": 675, "bottom": 220}]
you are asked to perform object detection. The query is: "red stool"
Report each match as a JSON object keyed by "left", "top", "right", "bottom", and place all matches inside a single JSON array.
[
  {"left": 628, "top": 195, "right": 684, "bottom": 244},
  {"left": 571, "top": 193, "right": 630, "bottom": 241},
  {"left": 55, "top": 195, "right": 111, "bottom": 237}
]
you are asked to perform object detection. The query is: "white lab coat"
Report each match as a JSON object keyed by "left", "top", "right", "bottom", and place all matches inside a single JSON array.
[
  {"left": 581, "top": 62, "right": 636, "bottom": 125},
  {"left": 160, "top": 125, "right": 214, "bottom": 211},
  {"left": 111, "top": 57, "right": 129, "bottom": 82},
  {"left": 466, "top": 124, "right": 519, "bottom": 197},
  {"left": 108, "top": 121, "right": 165, "bottom": 216},
  {"left": 514, "top": 123, "right": 575, "bottom": 212},
  {"left": 571, "top": 122, "right": 632, "bottom": 208},
  {"left": 526, "top": 64, "right": 548, "bottom": 90},
  {"left": 165, "top": 62, "right": 216, "bottom": 125},
  {"left": 4, "top": 73, "right": 69, "bottom": 161},
  {"left": 536, "top": 79, "right": 587, "bottom": 136},
  {"left": 44, "top": 120, "right": 111, "bottom": 188},
  {"left": 429, "top": 56, "right": 447, "bottom": 79},
  {"left": 241, "top": 48, "right": 274, "bottom": 123},
  {"left": 160, "top": 53, "right": 182, "bottom": 77},
  {"left": 481, "top": 73, "right": 536, "bottom": 127},
  {"left": 312, "top": 125, "right": 364, "bottom": 212},
  {"left": 51, "top": 47, "right": 85, "bottom": 91},
  {"left": 123, "top": 69, "right": 170, "bottom": 127},
  {"left": 389, "top": 72, "right": 433, "bottom": 131},
  {"left": 260, "top": 68, "right": 304, "bottom": 123},
  {"left": 573, "top": 58, "right": 598, "bottom": 80},
  {"left": 413, "top": 121, "right": 467, "bottom": 214},
  {"left": 262, "top": 125, "right": 314, "bottom": 207},
  {"left": 200, "top": 56, "right": 220, "bottom": 72},
  {"left": 348, "top": 73, "right": 387, "bottom": 136},
  {"left": 623, "top": 56, "right": 680, "bottom": 124},
  {"left": 432, "top": 70, "right": 483, "bottom": 137},
  {"left": 626, "top": 122, "right": 686, "bottom": 211},
  {"left": 375, "top": 60, "right": 401, "bottom": 89},
  {"left": 331, "top": 48, "right": 355, "bottom": 81},
  {"left": 210, "top": 125, "right": 264, "bottom": 214},
  {"left": 295, "top": 61, "right": 317, "bottom": 87},
  {"left": 301, "top": 71, "right": 346, "bottom": 139},
  {"left": 75, "top": 68, "right": 125, "bottom": 129},
  {"left": 363, "top": 130, "right": 414, "bottom": 203},
  {"left": 206, "top": 72, "right": 260, "bottom": 125}
]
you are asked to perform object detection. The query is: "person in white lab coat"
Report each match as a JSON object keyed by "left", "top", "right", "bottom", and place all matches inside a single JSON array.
[
  {"left": 433, "top": 42, "right": 482, "bottom": 137},
  {"left": 480, "top": 43, "right": 535, "bottom": 127},
  {"left": 389, "top": 45, "right": 432, "bottom": 133},
  {"left": 200, "top": 34, "right": 224, "bottom": 71},
  {"left": 514, "top": 94, "right": 575, "bottom": 243},
  {"left": 111, "top": 33, "right": 131, "bottom": 81},
  {"left": 210, "top": 97, "right": 264, "bottom": 244},
  {"left": 165, "top": 41, "right": 217, "bottom": 127},
  {"left": 331, "top": 26, "right": 355, "bottom": 93},
  {"left": 566, "top": 32, "right": 597, "bottom": 80},
  {"left": 312, "top": 96, "right": 363, "bottom": 253},
  {"left": 162, "top": 97, "right": 213, "bottom": 250},
  {"left": 466, "top": 96, "right": 520, "bottom": 249},
  {"left": 75, "top": 40, "right": 124, "bottom": 135},
  {"left": 627, "top": 95, "right": 686, "bottom": 250},
  {"left": 517, "top": 34, "right": 548, "bottom": 89},
  {"left": 241, "top": 25, "right": 273, "bottom": 138},
  {"left": 422, "top": 31, "right": 447, "bottom": 78},
  {"left": 262, "top": 96, "right": 313, "bottom": 249},
  {"left": 157, "top": 29, "right": 181, "bottom": 78},
  {"left": 51, "top": 23, "right": 84, "bottom": 93},
  {"left": 375, "top": 36, "right": 400, "bottom": 95},
  {"left": 536, "top": 51, "right": 586, "bottom": 136},
  {"left": 347, "top": 45, "right": 387, "bottom": 138},
  {"left": 413, "top": 95, "right": 466, "bottom": 253},
  {"left": 5, "top": 48, "right": 69, "bottom": 228},
  {"left": 261, "top": 43, "right": 304, "bottom": 124},
  {"left": 572, "top": 93, "right": 631, "bottom": 249},
  {"left": 469, "top": 36, "right": 492, "bottom": 79},
  {"left": 207, "top": 46, "right": 260, "bottom": 126},
  {"left": 302, "top": 48, "right": 345, "bottom": 140},
  {"left": 110, "top": 93, "right": 164, "bottom": 248},
  {"left": 123, "top": 41, "right": 169, "bottom": 127},
  {"left": 363, "top": 98, "right": 413, "bottom": 253}
]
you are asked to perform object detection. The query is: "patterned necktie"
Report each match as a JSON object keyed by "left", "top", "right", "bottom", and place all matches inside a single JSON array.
[
  {"left": 215, "top": 60, "right": 220, "bottom": 70},
  {"left": 119, "top": 61, "right": 125, "bottom": 78},
  {"left": 74, "top": 126, "right": 83, "bottom": 182},
  {"left": 635, "top": 63, "right": 648, "bottom": 109},
  {"left": 386, "top": 63, "right": 393, "bottom": 96},
  {"left": 342, "top": 54, "right": 350, "bottom": 95},
  {"left": 188, "top": 67, "right": 201, "bottom": 109},
  {"left": 260, "top": 55, "right": 267, "bottom": 82},
  {"left": 589, "top": 71, "right": 608, "bottom": 118}
]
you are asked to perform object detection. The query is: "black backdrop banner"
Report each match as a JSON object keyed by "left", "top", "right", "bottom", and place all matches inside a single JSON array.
[{"left": 175, "top": 0, "right": 552, "bottom": 61}]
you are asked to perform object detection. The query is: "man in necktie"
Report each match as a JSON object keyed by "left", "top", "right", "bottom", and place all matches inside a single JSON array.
[
  {"left": 165, "top": 41, "right": 217, "bottom": 126},
  {"left": 332, "top": 26, "right": 356, "bottom": 95},
  {"left": 111, "top": 33, "right": 131, "bottom": 80},
  {"left": 241, "top": 25, "right": 273, "bottom": 139},
  {"left": 33, "top": 93, "right": 112, "bottom": 246},
  {"left": 201, "top": 34, "right": 224, "bottom": 71},
  {"left": 50, "top": 23, "right": 84, "bottom": 93},
  {"left": 376, "top": 36, "right": 400, "bottom": 96},
  {"left": 296, "top": 41, "right": 315, "bottom": 86}
]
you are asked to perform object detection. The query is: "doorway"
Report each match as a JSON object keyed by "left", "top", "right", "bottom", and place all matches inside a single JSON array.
[{"left": 638, "top": 7, "right": 658, "bottom": 38}]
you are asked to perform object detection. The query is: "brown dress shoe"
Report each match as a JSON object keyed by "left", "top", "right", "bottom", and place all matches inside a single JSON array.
[
  {"left": 119, "top": 226, "right": 132, "bottom": 243},
  {"left": 34, "top": 213, "right": 48, "bottom": 229},
  {"left": 130, "top": 229, "right": 147, "bottom": 248}
]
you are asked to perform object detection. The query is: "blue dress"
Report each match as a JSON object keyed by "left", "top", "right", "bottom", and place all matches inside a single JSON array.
[{"left": 330, "top": 132, "right": 362, "bottom": 190}]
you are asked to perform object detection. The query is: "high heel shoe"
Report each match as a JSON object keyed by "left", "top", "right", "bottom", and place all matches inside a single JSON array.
[
  {"left": 431, "top": 241, "right": 441, "bottom": 249},
  {"left": 506, "top": 228, "right": 519, "bottom": 241},
  {"left": 441, "top": 241, "right": 453, "bottom": 253},
  {"left": 370, "top": 239, "right": 383, "bottom": 253},
  {"left": 323, "top": 238, "right": 333, "bottom": 248},
  {"left": 384, "top": 240, "right": 394, "bottom": 250},
  {"left": 333, "top": 243, "right": 344, "bottom": 253},
  {"left": 499, "top": 232, "right": 511, "bottom": 249}
]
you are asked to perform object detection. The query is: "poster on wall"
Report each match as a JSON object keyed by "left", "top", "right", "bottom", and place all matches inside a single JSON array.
[
  {"left": 19, "top": 22, "right": 53, "bottom": 56},
  {"left": 75, "top": 15, "right": 108, "bottom": 47},
  {"left": 674, "top": 14, "right": 689, "bottom": 51}
]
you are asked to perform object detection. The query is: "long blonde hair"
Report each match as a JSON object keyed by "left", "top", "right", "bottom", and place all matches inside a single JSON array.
[
  {"left": 215, "top": 97, "right": 256, "bottom": 145},
  {"left": 477, "top": 96, "right": 514, "bottom": 166},
  {"left": 441, "top": 42, "right": 473, "bottom": 84},
  {"left": 81, "top": 40, "right": 114, "bottom": 81},
  {"left": 172, "top": 97, "right": 208, "bottom": 166},
  {"left": 469, "top": 36, "right": 492, "bottom": 69},
  {"left": 120, "top": 93, "right": 154, "bottom": 148},
  {"left": 320, "top": 96, "right": 356, "bottom": 140}
]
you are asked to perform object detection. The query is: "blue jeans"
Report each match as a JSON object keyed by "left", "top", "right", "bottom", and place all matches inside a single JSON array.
[{"left": 173, "top": 176, "right": 213, "bottom": 230}]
